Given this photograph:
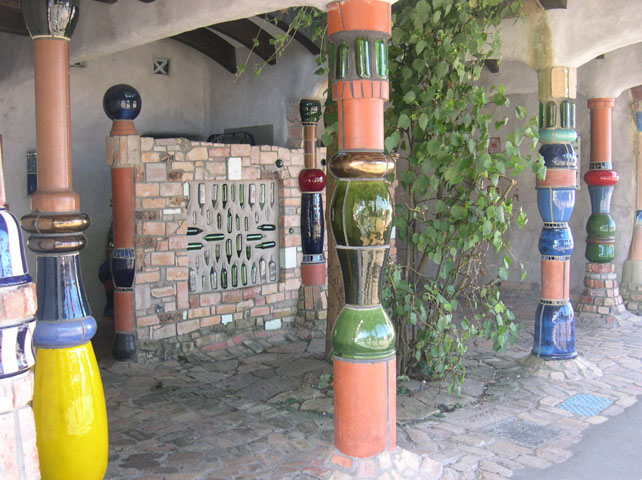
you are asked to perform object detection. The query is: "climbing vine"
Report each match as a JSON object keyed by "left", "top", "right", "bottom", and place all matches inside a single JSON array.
[{"left": 381, "top": 0, "right": 543, "bottom": 391}]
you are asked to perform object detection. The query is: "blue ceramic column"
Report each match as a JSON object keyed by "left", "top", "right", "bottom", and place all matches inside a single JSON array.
[
  {"left": 533, "top": 67, "right": 578, "bottom": 359},
  {"left": 103, "top": 84, "right": 142, "bottom": 360},
  {"left": 299, "top": 99, "right": 327, "bottom": 285},
  {"left": 20, "top": 1, "right": 108, "bottom": 478},
  {"left": 0, "top": 150, "right": 40, "bottom": 478}
]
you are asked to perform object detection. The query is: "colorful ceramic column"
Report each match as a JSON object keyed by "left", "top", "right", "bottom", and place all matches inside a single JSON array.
[
  {"left": 299, "top": 99, "right": 326, "bottom": 285},
  {"left": 20, "top": 1, "right": 108, "bottom": 478},
  {"left": 103, "top": 84, "right": 142, "bottom": 360},
  {"left": 533, "top": 67, "right": 577, "bottom": 359},
  {"left": 0, "top": 152, "right": 40, "bottom": 478},
  {"left": 328, "top": 0, "right": 396, "bottom": 457},
  {"left": 622, "top": 93, "right": 642, "bottom": 312},
  {"left": 576, "top": 98, "right": 625, "bottom": 318}
]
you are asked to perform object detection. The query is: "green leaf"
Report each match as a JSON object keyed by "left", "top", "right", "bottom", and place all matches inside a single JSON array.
[
  {"left": 398, "top": 114, "right": 411, "bottom": 129},
  {"left": 418, "top": 113, "right": 429, "bottom": 130},
  {"left": 403, "top": 91, "right": 416, "bottom": 104}
]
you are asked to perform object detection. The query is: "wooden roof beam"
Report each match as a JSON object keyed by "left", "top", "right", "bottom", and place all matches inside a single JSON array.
[
  {"left": 172, "top": 28, "right": 237, "bottom": 74},
  {"left": 211, "top": 18, "right": 276, "bottom": 65}
]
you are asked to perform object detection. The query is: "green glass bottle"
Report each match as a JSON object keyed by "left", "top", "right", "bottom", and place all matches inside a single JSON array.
[
  {"left": 247, "top": 234, "right": 265, "bottom": 241},
  {"left": 256, "top": 241, "right": 276, "bottom": 249},
  {"left": 215, "top": 244, "right": 221, "bottom": 262},
  {"left": 246, "top": 245, "right": 251, "bottom": 260},
  {"left": 259, "top": 183, "right": 265, "bottom": 210},
  {"left": 221, "top": 265, "right": 228, "bottom": 289},
  {"left": 257, "top": 224, "right": 276, "bottom": 231},
  {"left": 231, "top": 264, "right": 238, "bottom": 288},
  {"left": 210, "top": 266, "right": 217, "bottom": 290},
  {"left": 236, "top": 234, "right": 242, "bottom": 258},
  {"left": 222, "top": 184, "right": 228, "bottom": 208},
  {"left": 204, "top": 233, "right": 224, "bottom": 241},
  {"left": 241, "top": 263, "right": 247, "bottom": 286},
  {"left": 188, "top": 242, "right": 204, "bottom": 250},
  {"left": 236, "top": 214, "right": 241, "bottom": 231},
  {"left": 244, "top": 217, "right": 249, "bottom": 231},
  {"left": 217, "top": 213, "right": 222, "bottom": 229},
  {"left": 239, "top": 184, "right": 245, "bottom": 207},
  {"left": 227, "top": 209, "right": 233, "bottom": 234},
  {"left": 187, "top": 227, "right": 203, "bottom": 236},
  {"left": 231, "top": 184, "right": 236, "bottom": 203},
  {"left": 226, "top": 239, "right": 232, "bottom": 263}
]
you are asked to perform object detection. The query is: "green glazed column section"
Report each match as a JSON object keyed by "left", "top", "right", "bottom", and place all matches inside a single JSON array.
[{"left": 331, "top": 179, "right": 395, "bottom": 359}]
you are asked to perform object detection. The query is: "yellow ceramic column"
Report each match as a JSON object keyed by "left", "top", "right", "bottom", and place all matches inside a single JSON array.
[{"left": 20, "top": 1, "right": 108, "bottom": 479}]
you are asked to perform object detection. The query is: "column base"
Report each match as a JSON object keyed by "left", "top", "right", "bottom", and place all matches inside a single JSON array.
[
  {"left": 576, "top": 263, "right": 625, "bottom": 320},
  {"left": 112, "top": 332, "right": 137, "bottom": 361},
  {"left": 334, "top": 355, "right": 395, "bottom": 458},
  {"left": 319, "top": 447, "right": 442, "bottom": 479}
]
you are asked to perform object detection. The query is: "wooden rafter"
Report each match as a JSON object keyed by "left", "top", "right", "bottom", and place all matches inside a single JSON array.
[
  {"left": 211, "top": 19, "right": 276, "bottom": 65},
  {"left": 0, "top": 5, "right": 27, "bottom": 35},
  {"left": 539, "top": 0, "right": 567, "bottom": 9},
  {"left": 172, "top": 28, "right": 237, "bottom": 74}
]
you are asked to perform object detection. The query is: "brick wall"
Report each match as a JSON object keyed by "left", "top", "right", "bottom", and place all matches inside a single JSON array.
[{"left": 129, "top": 137, "right": 327, "bottom": 358}]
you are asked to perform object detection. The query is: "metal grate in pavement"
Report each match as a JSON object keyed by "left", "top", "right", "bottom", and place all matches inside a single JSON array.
[{"left": 559, "top": 393, "right": 613, "bottom": 417}]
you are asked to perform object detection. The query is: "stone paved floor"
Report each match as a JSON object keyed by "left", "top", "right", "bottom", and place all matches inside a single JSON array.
[{"left": 99, "top": 288, "right": 642, "bottom": 479}]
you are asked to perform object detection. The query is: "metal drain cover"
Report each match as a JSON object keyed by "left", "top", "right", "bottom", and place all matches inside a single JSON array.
[{"left": 559, "top": 393, "right": 613, "bottom": 417}]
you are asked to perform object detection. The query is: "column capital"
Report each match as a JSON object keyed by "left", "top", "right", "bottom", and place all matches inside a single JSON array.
[
  {"left": 21, "top": 0, "right": 79, "bottom": 40},
  {"left": 538, "top": 66, "right": 577, "bottom": 100},
  {"left": 587, "top": 98, "right": 615, "bottom": 109}
]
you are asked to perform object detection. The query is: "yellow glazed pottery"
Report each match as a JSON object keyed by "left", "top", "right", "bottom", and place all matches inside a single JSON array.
[{"left": 33, "top": 342, "right": 108, "bottom": 480}]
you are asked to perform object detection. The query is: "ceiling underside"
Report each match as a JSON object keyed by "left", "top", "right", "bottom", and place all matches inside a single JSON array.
[{"left": 0, "top": 1, "right": 320, "bottom": 74}]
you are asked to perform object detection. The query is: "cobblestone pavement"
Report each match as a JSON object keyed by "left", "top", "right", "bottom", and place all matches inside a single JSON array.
[{"left": 100, "top": 287, "right": 642, "bottom": 479}]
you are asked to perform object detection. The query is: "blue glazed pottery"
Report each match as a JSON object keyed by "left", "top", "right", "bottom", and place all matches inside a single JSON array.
[
  {"left": 532, "top": 302, "right": 576, "bottom": 359},
  {"left": 538, "top": 226, "right": 574, "bottom": 256},
  {"left": 110, "top": 247, "right": 136, "bottom": 290},
  {"left": 539, "top": 143, "right": 576, "bottom": 169},
  {"left": 103, "top": 84, "right": 142, "bottom": 121},
  {"left": 301, "top": 193, "right": 324, "bottom": 255},
  {"left": 536, "top": 188, "right": 576, "bottom": 223},
  {"left": 0, "top": 208, "right": 32, "bottom": 287}
]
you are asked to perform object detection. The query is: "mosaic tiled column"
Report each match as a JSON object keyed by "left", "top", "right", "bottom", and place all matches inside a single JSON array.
[
  {"left": 328, "top": 0, "right": 396, "bottom": 457},
  {"left": 0, "top": 155, "right": 40, "bottom": 479},
  {"left": 576, "top": 98, "right": 625, "bottom": 318},
  {"left": 20, "top": 1, "right": 108, "bottom": 478},
  {"left": 533, "top": 67, "right": 578, "bottom": 359},
  {"left": 104, "top": 84, "right": 142, "bottom": 361},
  {"left": 299, "top": 99, "right": 326, "bottom": 286},
  {"left": 622, "top": 97, "right": 642, "bottom": 312}
]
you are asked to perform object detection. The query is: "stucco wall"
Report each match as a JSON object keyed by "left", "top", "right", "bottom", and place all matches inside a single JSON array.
[{"left": 0, "top": 32, "right": 323, "bottom": 320}]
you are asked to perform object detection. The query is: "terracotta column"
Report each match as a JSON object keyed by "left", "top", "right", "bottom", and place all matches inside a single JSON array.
[
  {"left": 622, "top": 90, "right": 642, "bottom": 311},
  {"left": 576, "top": 98, "right": 625, "bottom": 319},
  {"left": 533, "top": 67, "right": 578, "bottom": 359},
  {"left": 0, "top": 148, "right": 40, "bottom": 478},
  {"left": 20, "top": 1, "right": 108, "bottom": 478},
  {"left": 103, "top": 84, "right": 142, "bottom": 361},
  {"left": 299, "top": 99, "right": 326, "bottom": 286},
  {"left": 327, "top": 0, "right": 396, "bottom": 457}
]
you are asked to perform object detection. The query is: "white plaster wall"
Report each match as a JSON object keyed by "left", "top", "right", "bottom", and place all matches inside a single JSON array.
[
  {"left": 0, "top": 32, "right": 322, "bottom": 319},
  {"left": 206, "top": 35, "right": 326, "bottom": 146}
]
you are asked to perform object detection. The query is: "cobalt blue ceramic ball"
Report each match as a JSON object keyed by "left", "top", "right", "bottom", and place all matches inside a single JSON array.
[{"left": 103, "top": 84, "right": 142, "bottom": 121}]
